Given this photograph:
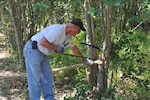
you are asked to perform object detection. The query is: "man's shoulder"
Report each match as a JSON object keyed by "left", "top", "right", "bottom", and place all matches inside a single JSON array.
[
  {"left": 47, "top": 24, "right": 66, "bottom": 31},
  {"left": 48, "top": 24, "right": 66, "bottom": 27}
]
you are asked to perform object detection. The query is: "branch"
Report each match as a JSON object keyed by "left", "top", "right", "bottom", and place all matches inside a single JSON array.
[
  {"left": 0, "top": 73, "right": 26, "bottom": 80},
  {"left": 132, "top": 18, "right": 150, "bottom": 31},
  {"left": 0, "top": 64, "right": 85, "bottom": 80},
  {"left": 52, "top": 63, "right": 84, "bottom": 72}
]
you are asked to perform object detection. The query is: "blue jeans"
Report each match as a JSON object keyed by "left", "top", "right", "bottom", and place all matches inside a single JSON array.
[{"left": 23, "top": 41, "right": 55, "bottom": 100}]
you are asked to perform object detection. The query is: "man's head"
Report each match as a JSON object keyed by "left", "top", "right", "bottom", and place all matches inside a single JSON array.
[
  {"left": 70, "top": 18, "right": 86, "bottom": 31},
  {"left": 66, "top": 18, "right": 86, "bottom": 36}
]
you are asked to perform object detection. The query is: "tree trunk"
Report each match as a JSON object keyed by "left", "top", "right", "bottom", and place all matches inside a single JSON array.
[
  {"left": 97, "top": 0, "right": 112, "bottom": 92},
  {"left": 8, "top": 0, "right": 25, "bottom": 67},
  {"left": 84, "top": 0, "right": 98, "bottom": 86}
]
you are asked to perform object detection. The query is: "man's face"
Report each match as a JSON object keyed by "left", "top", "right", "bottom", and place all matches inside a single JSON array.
[{"left": 71, "top": 25, "right": 81, "bottom": 36}]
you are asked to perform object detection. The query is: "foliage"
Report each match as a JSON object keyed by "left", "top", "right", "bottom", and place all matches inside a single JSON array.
[
  {"left": 104, "top": 0, "right": 122, "bottom": 7},
  {"left": 88, "top": 6, "right": 104, "bottom": 17},
  {"left": 0, "top": 0, "right": 150, "bottom": 99},
  {"left": 33, "top": 2, "right": 49, "bottom": 12},
  {"left": 64, "top": 82, "right": 128, "bottom": 100},
  {"left": 64, "top": 83, "right": 91, "bottom": 100},
  {"left": 110, "top": 29, "right": 150, "bottom": 99},
  {"left": 64, "top": 29, "right": 150, "bottom": 100}
]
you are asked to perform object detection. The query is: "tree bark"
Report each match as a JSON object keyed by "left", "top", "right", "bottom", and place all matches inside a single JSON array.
[
  {"left": 97, "top": 0, "right": 112, "bottom": 92},
  {"left": 84, "top": 0, "right": 98, "bottom": 86},
  {"left": 8, "top": 0, "right": 25, "bottom": 67}
]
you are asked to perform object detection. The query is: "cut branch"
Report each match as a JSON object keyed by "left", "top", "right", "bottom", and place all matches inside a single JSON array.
[
  {"left": 52, "top": 63, "right": 84, "bottom": 72},
  {"left": 0, "top": 64, "right": 85, "bottom": 80}
]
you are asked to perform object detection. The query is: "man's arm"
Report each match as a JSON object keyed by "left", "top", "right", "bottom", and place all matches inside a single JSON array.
[
  {"left": 71, "top": 45, "right": 95, "bottom": 65},
  {"left": 40, "top": 36, "right": 57, "bottom": 51},
  {"left": 40, "top": 36, "right": 64, "bottom": 53},
  {"left": 70, "top": 45, "right": 84, "bottom": 61}
]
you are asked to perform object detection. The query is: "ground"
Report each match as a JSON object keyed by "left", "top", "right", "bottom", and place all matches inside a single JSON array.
[{"left": 0, "top": 33, "right": 74, "bottom": 100}]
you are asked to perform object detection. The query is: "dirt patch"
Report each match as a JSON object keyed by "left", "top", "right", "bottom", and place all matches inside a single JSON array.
[
  {"left": 0, "top": 57, "right": 74, "bottom": 100},
  {"left": 0, "top": 71, "right": 74, "bottom": 100}
]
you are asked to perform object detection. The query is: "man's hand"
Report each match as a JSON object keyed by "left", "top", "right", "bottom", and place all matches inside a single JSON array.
[
  {"left": 56, "top": 45, "right": 64, "bottom": 53},
  {"left": 82, "top": 58, "right": 94, "bottom": 66}
]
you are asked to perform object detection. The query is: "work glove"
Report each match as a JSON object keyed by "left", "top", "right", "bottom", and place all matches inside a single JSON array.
[
  {"left": 56, "top": 45, "right": 64, "bottom": 53},
  {"left": 82, "top": 58, "right": 94, "bottom": 66}
]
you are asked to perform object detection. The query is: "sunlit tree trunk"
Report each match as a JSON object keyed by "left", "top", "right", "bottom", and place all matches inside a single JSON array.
[
  {"left": 84, "top": 0, "right": 98, "bottom": 86},
  {"left": 97, "top": 0, "right": 112, "bottom": 92}
]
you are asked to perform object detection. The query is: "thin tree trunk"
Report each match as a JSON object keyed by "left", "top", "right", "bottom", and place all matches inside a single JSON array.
[
  {"left": 104, "top": 5, "right": 112, "bottom": 88},
  {"left": 97, "top": 0, "right": 112, "bottom": 92},
  {"left": 8, "top": 0, "right": 24, "bottom": 67},
  {"left": 84, "top": 0, "right": 98, "bottom": 86}
]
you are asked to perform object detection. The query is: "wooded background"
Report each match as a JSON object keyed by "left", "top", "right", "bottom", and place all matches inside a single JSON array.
[{"left": 0, "top": 0, "right": 150, "bottom": 99}]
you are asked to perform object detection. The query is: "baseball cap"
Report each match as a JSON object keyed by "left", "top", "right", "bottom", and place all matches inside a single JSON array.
[{"left": 70, "top": 18, "right": 86, "bottom": 31}]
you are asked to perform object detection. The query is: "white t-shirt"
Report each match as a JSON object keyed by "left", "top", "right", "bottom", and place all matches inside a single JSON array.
[{"left": 31, "top": 24, "right": 75, "bottom": 55}]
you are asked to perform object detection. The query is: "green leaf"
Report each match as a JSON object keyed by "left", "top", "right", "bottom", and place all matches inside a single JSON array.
[
  {"left": 33, "top": 2, "right": 49, "bottom": 12},
  {"left": 97, "top": 8, "right": 104, "bottom": 15},
  {"left": 128, "top": 16, "right": 143, "bottom": 23},
  {"left": 88, "top": 6, "right": 96, "bottom": 16},
  {"left": 104, "top": 0, "right": 122, "bottom": 7},
  {"left": 88, "top": 6, "right": 104, "bottom": 17},
  {"left": 113, "top": 1, "right": 121, "bottom": 7}
]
